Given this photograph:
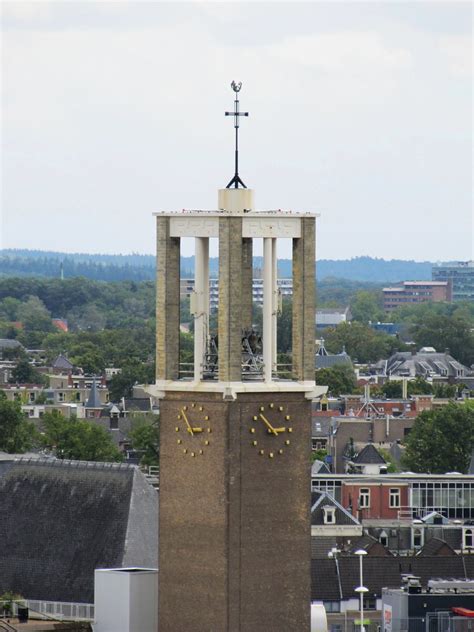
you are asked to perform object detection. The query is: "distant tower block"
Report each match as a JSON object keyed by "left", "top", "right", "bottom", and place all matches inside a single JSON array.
[{"left": 150, "top": 82, "right": 324, "bottom": 632}]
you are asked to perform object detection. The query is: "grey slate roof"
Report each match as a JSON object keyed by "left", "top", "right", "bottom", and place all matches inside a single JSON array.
[
  {"left": 311, "top": 555, "right": 471, "bottom": 601},
  {"left": 316, "top": 352, "right": 353, "bottom": 370},
  {"left": 85, "top": 378, "right": 102, "bottom": 408},
  {"left": 353, "top": 444, "right": 386, "bottom": 465},
  {"left": 383, "top": 350, "right": 471, "bottom": 379},
  {"left": 0, "top": 339, "right": 23, "bottom": 350},
  {"left": 0, "top": 459, "right": 158, "bottom": 603},
  {"left": 311, "top": 490, "right": 360, "bottom": 526},
  {"left": 52, "top": 354, "right": 74, "bottom": 370},
  {"left": 417, "top": 537, "right": 456, "bottom": 557},
  {"left": 311, "top": 460, "right": 331, "bottom": 475}
]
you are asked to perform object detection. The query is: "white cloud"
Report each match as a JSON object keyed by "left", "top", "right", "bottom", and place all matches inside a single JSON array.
[
  {"left": 438, "top": 35, "right": 472, "bottom": 77},
  {"left": 264, "top": 32, "right": 412, "bottom": 73}
]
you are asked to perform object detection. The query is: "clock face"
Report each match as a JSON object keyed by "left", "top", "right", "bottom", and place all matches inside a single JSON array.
[
  {"left": 175, "top": 403, "right": 212, "bottom": 458},
  {"left": 248, "top": 402, "right": 293, "bottom": 459}
]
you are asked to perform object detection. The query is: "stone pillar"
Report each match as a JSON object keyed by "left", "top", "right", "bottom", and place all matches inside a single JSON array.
[
  {"left": 241, "top": 237, "right": 253, "bottom": 332},
  {"left": 272, "top": 237, "right": 278, "bottom": 371},
  {"left": 292, "top": 217, "right": 316, "bottom": 381},
  {"left": 156, "top": 216, "right": 180, "bottom": 381},
  {"left": 218, "top": 217, "right": 243, "bottom": 382}
]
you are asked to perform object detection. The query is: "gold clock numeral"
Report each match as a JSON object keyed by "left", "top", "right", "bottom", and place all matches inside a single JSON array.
[
  {"left": 207, "top": 428, "right": 212, "bottom": 433},
  {"left": 250, "top": 428, "right": 256, "bottom": 434},
  {"left": 278, "top": 406, "right": 283, "bottom": 412},
  {"left": 253, "top": 416, "right": 258, "bottom": 421},
  {"left": 204, "top": 440, "right": 210, "bottom": 446},
  {"left": 199, "top": 406, "right": 203, "bottom": 411},
  {"left": 183, "top": 449, "right": 187, "bottom": 454},
  {"left": 175, "top": 427, "right": 180, "bottom": 432},
  {"left": 252, "top": 440, "right": 258, "bottom": 446},
  {"left": 278, "top": 449, "right": 283, "bottom": 455},
  {"left": 269, "top": 452, "right": 274, "bottom": 458},
  {"left": 191, "top": 403, "right": 195, "bottom": 408},
  {"left": 259, "top": 450, "right": 264, "bottom": 455},
  {"left": 177, "top": 439, "right": 182, "bottom": 445},
  {"left": 199, "top": 450, "right": 203, "bottom": 455},
  {"left": 269, "top": 403, "right": 274, "bottom": 409},
  {"left": 204, "top": 415, "right": 209, "bottom": 421},
  {"left": 260, "top": 406, "right": 265, "bottom": 412},
  {"left": 177, "top": 415, "right": 181, "bottom": 420},
  {"left": 183, "top": 406, "right": 187, "bottom": 411},
  {"left": 285, "top": 415, "right": 291, "bottom": 421},
  {"left": 285, "top": 440, "right": 290, "bottom": 445},
  {"left": 288, "top": 428, "right": 293, "bottom": 433},
  {"left": 191, "top": 452, "right": 195, "bottom": 457}
]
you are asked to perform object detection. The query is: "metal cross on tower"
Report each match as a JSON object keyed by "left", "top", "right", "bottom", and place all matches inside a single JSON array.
[{"left": 225, "top": 80, "right": 249, "bottom": 189}]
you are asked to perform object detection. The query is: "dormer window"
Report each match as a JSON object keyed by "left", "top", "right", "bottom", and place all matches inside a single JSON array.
[
  {"left": 323, "top": 506, "right": 336, "bottom": 525},
  {"left": 464, "top": 528, "right": 473, "bottom": 549}
]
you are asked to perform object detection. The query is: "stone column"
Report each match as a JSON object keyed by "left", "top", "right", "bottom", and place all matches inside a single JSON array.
[
  {"left": 194, "top": 237, "right": 208, "bottom": 381},
  {"left": 292, "top": 217, "right": 316, "bottom": 381},
  {"left": 218, "top": 217, "right": 243, "bottom": 382},
  {"left": 272, "top": 237, "right": 278, "bottom": 371},
  {"left": 156, "top": 216, "right": 180, "bottom": 381},
  {"left": 241, "top": 238, "right": 253, "bottom": 332}
]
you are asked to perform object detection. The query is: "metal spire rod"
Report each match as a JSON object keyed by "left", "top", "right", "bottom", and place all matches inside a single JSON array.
[{"left": 225, "top": 80, "right": 248, "bottom": 189}]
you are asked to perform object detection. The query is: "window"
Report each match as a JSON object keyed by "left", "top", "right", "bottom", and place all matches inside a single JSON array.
[
  {"left": 323, "top": 602, "right": 341, "bottom": 613},
  {"left": 323, "top": 506, "right": 336, "bottom": 525},
  {"left": 359, "top": 488, "right": 370, "bottom": 509},
  {"left": 389, "top": 488, "right": 400, "bottom": 508},
  {"left": 464, "top": 529, "right": 473, "bottom": 549},
  {"left": 110, "top": 418, "right": 119, "bottom": 430},
  {"left": 58, "top": 392, "right": 65, "bottom": 402},
  {"left": 363, "top": 596, "right": 377, "bottom": 610},
  {"left": 379, "top": 531, "right": 388, "bottom": 547},
  {"left": 29, "top": 392, "right": 35, "bottom": 403},
  {"left": 412, "top": 527, "right": 423, "bottom": 548}
]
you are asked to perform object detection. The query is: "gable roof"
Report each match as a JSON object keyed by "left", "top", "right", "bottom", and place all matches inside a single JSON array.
[
  {"left": 52, "top": 354, "right": 74, "bottom": 370},
  {"left": 311, "top": 460, "right": 331, "bottom": 475},
  {"left": 0, "top": 459, "right": 158, "bottom": 603},
  {"left": 311, "top": 491, "right": 360, "bottom": 526},
  {"left": 353, "top": 444, "right": 386, "bottom": 465},
  {"left": 417, "top": 538, "right": 457, "bottom": 557}
]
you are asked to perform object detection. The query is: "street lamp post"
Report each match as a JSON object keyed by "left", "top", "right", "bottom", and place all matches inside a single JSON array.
[{"left": 354, "top": 549, "right": 368, "bottom": 632}]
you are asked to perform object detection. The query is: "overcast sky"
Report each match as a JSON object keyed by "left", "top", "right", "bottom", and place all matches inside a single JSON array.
[{"left": 1, "top": 1, "right": 472, "bottom": 261}]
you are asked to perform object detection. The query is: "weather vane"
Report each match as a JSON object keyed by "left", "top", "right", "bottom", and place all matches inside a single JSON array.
[{"left": 225, "top": 80, "right": 249, "bottom": 189}]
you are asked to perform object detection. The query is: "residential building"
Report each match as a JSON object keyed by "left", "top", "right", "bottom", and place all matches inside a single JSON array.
[
  {"left": 383, "top": 281, "right": 451, "bottom": 312},
  {"left": 180, "top": 277, "right": 293, "bottom": 310},
  {"left": 311, "top": 472, "right": 474, "bottom": 521},
  {"left": 433, "top": 261, "right": 474, "bottom": 302},
  {"left": 373, "top": 349, "right": 471, "bottom": 382}
]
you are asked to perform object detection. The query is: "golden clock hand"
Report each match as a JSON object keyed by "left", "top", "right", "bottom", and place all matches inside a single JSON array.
[
  {"left": 181, "top": 409, "right": 194, "bottom": 436},
  {"left": 192, "top": 427, "right": 203, "bottom": 433},
  {"left": 259, "top": 413, "right": 278, "bottom": 436}
]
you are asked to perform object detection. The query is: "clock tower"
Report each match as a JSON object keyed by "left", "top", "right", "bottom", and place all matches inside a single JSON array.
[{"left": 151, "top": 83, "right": 322, "bottom": 631}]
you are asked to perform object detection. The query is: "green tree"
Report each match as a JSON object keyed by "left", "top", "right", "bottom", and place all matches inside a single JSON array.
[
  {"left": 277, "top": 299, "right": 292, "bottom": 354},
  {"left": 324, "top": 322, "right": 403, "bottom": 363},
  {"left": 411, "top": 314, "right": 474, "bottom": 367},
  {"left": 108, "top": 362, "right": 155, "bottom": 401},
  {"left": 129, "top": 416, "right": 160, "bottom": 466},
  {"left": 0, "top": 392, "right": 37, "bottom": 453},
  {"left": 41, "top": 412, "right": 123, "bottom": 462},
  {"left": 350, "top": 290, "right": 383, "bottom": 324},
  {"left": 10, "top": 358, "right": 46, "bottom": 385},
  {"left": 316, "top": 365, "right": 357, "bottom": 396},
  {"left": 402, "top": 403, "right": 474, "bottom": 473}
]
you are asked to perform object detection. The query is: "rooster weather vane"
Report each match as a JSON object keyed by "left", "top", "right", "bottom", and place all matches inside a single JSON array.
[{"left": 225, "top": 81, "right": 249, "bottom": 189}]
